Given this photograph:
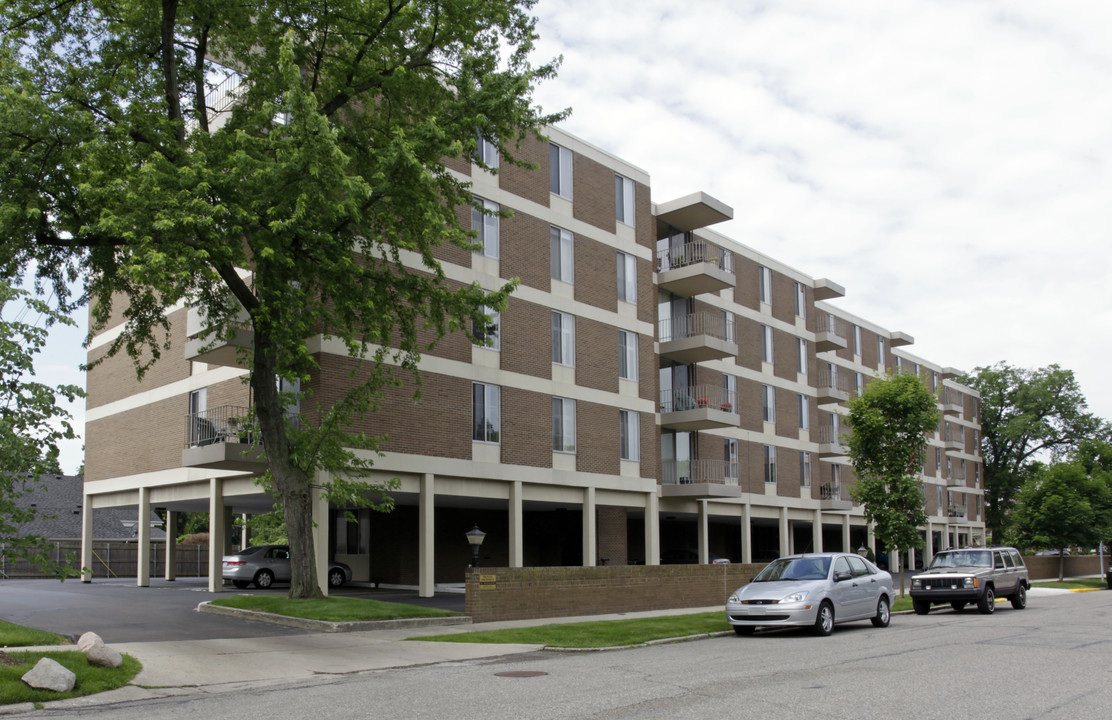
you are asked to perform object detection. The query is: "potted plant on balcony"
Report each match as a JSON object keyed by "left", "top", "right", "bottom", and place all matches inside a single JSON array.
[
  {"left": 720, "top": 401, "right": 733, "bottom": 412},
  {"left": 696, "top": 398, "right": 709, "bottom": 408}
]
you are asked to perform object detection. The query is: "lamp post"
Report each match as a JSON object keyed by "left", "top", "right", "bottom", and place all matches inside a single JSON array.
[{"left": 466, "top": 524, "right": 486, "bottom": 568}]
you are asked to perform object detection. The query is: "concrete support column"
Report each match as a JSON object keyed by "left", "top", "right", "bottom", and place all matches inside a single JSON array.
[
  {"left": 164, "top": 510, "right": 177, "bottom": 581},
  {"left": 778, "top": 507, "right": 789, "bottom": 558},
  {"left": 582, "top": 487, "right": 597, "bottom": 566},
  {"left": 740, "top": 503, "right": 752, "bottom": 564},
  {"left": 312, "top": 479, "right": 329, "bottom": 596},
  {"left": 137, "top": 487, "right": 151, "bottom": 587},
  {"left": 419, "top": 473, "right": 435, "bottom": 598},
  {"left": 867, "top": 524, "right": 876, "bottom": 556},
  {"left": 697, "top": 500, "right": 709, "bottom": 564},
  {"left": 924, "top": 523, "right": 934, "bottom": 567},
  {"left": 508, "top": 481, "right": 523, "bottom": 568},
  {"left": 81, "top": 493, "right": 94, "bottom": 583},
  {"left": 207, "top": 478, "right": 224, "bottom": 592},
  {"left": 812, "top": 508, "right": 823, "bottom": 553},
  {"left": 841, "top": 515, "right": 850, "bottom": 553},
  {"left": 644, "top": 491, "right": 660, "bottom": 565},
  {"left": 241, "top": 513, "right": 250, "bottom": 551}
]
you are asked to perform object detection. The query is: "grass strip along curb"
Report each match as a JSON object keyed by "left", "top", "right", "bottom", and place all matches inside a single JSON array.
[{"left": 203, "top": 594, "right": 469, "bottom": 632}]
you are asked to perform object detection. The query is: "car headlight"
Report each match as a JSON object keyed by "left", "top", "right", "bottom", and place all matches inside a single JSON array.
[
  {"left": 728, "top": 592, "right": 741, "bottom": 603},
  {"left": 781, "top": 591, "right": 809, "bottom": 604},
  {"left": 963, "top": 577, "right": 976, "bottom": 588},
  {"left": 911, "top": 578, "right": 921, "bottom": 589}
]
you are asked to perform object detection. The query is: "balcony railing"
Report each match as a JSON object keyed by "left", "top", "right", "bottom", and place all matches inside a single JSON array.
[
  {"left": 947, "top": 505, "right": 968, "bottom": 520},
  {"left": 661, "top": 459, "right": 739, "bottom": 486},
  {"left": 185, "top": 406, "right": 256, "bottom": 448},
  {"left": 819, "top": 482, "right": 845, "bottom": 501},
  {"left": 656, "top": 240, "right": 732, "bottom": 274},
  {"left": 658, "top": 311, "right": 732, "bottom": 344},
  {"left": 812, "top": 424, "right": 847, "bottom": 446},
  {"left": 660, "top": 384, "right": 738, "bottom": 414},
  {"left": 814, "top": 367, "right": 853, "bottom": 401}
]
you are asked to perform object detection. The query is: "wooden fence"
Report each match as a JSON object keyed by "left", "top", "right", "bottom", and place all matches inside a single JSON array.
[{"left": 0, "top": 542, "right": 211, "bottom": 580}]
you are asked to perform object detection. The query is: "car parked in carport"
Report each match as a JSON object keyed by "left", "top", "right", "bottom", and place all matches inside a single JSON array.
[{"left": 222, "top": 545, "right": 352, "bottom": 589}]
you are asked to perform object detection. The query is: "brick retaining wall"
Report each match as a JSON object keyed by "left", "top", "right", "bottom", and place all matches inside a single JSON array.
[{"left": 1022, "top": 554, "right": 1104, "bottom": 580}]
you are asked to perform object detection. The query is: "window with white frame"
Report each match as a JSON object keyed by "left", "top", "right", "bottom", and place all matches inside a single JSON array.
[
  {"left": 932, "top": 371, "right": 938, "bottom": 392},
  {"left": 550, "top": 143, "right": 572, "bottom": 199},
  {"left": 937, "top": 484, "right": 944, "bottom": 511},
  {"left": 855, "top": 372, "right": 864, "bottom": 396},
  {"left": 797, "top": 338, "right": 807, "bottom": 375},
  {"left": 946, "top": 456, "right": 952, "bottom": 478},
  {"left": 761, "top": 325, "right": 773, "bottom": 364},
  {"left": 188, "top": 388, "right": 208, "bottom": 446},
  {"left": 615, "top": 174, "right": 635, "bottom": 226},
  {"left": 853, "top": 325, "right": 862, "bottom": 356},
  {"left": 552, "top": 397, "right": 576, "bottom": 453},
  {"left": 935, "top": 447, "right": 942, "bottom": 476},
  {"left": 794, "top": 281, "right": 806, "bottom": 319},
  {"left": 973, "top": 429, "right": 979, "bottom": 447},
  {"left": 617, "top": 251, "right": 637, "bottom": 303},
  {"left": 764, "top": 445, "right": 777, "bottom": 483},
  {"left": 619, "top": 409, "right": 640, "bottom": 460},
  {"left": 725, "top": 439, "right": 739, "bottom": 481},
  {"left": 800, "top": 451, "right": 812, "bottom": 488},
  {"left": 472, "top": 382, "right": 500, "bottom": 443},
  {"left": 471, "top": 306, "right": 500, "bottom": 350},
  {"left": 974, "top": 463, "right": 981, "bottom": 486},
  {"left": 618, "top": 330, "right": 638, "bottom": 381},
  {"left": 551, "top": 311, "right": 575, "bottom": 366},
  {"left": 831, "top": 463, "right": 841, "bottom": 490},
  {"left": 471, "top": 197, "right": 499, "bottom": 259},
  {"left": 799, "top": 394, "right": 809, "bottom": 430},
  {"left": 758, "top": 266, "right": 772, "bottom": 305},
  {"left": 550, "top": 226, "right": 573, "bottom": 283},
  {"left": 722, "top": 374, "right": 737, "bottom": 411},
  {"left": 763, "top": 385, "right": 775, "bottom": 423},
  {"left": 877, "top": 336, "right": 885, "bottom": 365},
  {"left": 476, "top": 132, "right": 499, "bottom": 169},
  {"left": 722, "top": 310, "right": 735, "bottom": 342}
]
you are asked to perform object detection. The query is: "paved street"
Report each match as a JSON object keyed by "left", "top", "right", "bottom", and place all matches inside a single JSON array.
[{"left": 6, "top": 586, "right": 1111, "bottom": 719}]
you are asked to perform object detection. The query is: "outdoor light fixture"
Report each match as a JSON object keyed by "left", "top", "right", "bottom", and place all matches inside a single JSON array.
[{"left": 466, "top": 524, "right": 486, "bottom": 568}]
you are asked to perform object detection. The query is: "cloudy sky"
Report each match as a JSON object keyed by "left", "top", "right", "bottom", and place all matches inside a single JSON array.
[{"left": 29, "top": 0, "right": 1112, "bottom": 474}]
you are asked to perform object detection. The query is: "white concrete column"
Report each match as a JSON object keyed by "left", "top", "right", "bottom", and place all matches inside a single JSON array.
[
  {"left": 812, "top": 508, "right": 823, "bottom": 553},
  {"left": 164, "top": 510, "right": 177, "bottom": 581},
  {"left": 697, "top": 500, "right": 710, "bottom": 564},
  {"left": 582, "top": 487, "right": 597, "bottom": 566},
  {"left": 207, "top": 478, "right": 224, "bottom": 592},
  {"left": 137, "top": 487, "right": 151, "bottom": 587},
  {"left": 924, "top": 523, "right": 934, "bottom": 567},
  {"left": 841, "top": 515, "right": 850, "bottom": 553},
  {"left": 644, "top": 491, "right": 660, "bottom": 565},
  {"left": 419, "top": 473, "right": 435, "bottom": 597},
  {"left": 740, "top": 503, "right": 752, "bottom": 564},
  {"left": 867, "top": 524, "right": 876, "bottom": 556},
  {"left": 81, "top": 493, "right": 94, "bottom": 583},
  {"left": 508, "top": 481, "right": 523, "bottom": 568},
  {"left": 312, "top": 479, "right": 330, "bottom": 596},
  {"left": 240, "top": 513, "right": 250, "bottom": 551},
  {"left": 778, "top": 507, "right": 790, "bottom": 558}
]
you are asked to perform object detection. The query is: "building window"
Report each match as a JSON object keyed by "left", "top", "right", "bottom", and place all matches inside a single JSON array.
[
  {"left": 758, "top": 266, "right": 772, "bottom": 305},
  {"left": 794, "top": 281, "right": 806, "bottom": 319},
  {"left": 764, "top": 445, "right": 777, "bottom": 483},
  {"left": 551, "top": 311, "right": 575, "bottom": 366},
  {"left": 476, "top": 132, "right": 499, "bottom": 169},
  {"left": 761, "top": 325, "right": 773, "bottom": 364},
  {"left": 763, "top": 385, "right": 775, "bottom": 423},
  {"left": 799, "top": 394, "right": 809, "bottom": 431},
  {"left": 471, "top": 306, "right": 500, "bottom": 350},
  {"left": 853, "top": 325, "right": 862, "bottom": 356},
  {"left": 946, "top": 456, "right": 952, "bottom": 478},
  {"left": 722, "top": 310, "right": 735, "bottom": 342},
  {"left": 935, "top": 447, "right": 942, "bottom": 476},
  {"left": 471, "top": 197, "right": 499, "bottom": 259},
  {"left": 472, "top": 382, "right": 500, "bottom": 443},
  {"left": 615, "top": 174, "right": 635, "bottom": 226},
  {"left": 725, "top": 439, "right": 739, "bottom": 481},
  {"left": 722, "top": 374, "right": 737, "bottom": 410},
  {"left": 973, "top": 429, "right": 979, "bottom": 447},
  {"left": 855, "top": 372, "right": 864, "bottom": 396},
  {"left": 932, "top": 371, "right": 939, "bottom": 392},
  {"left": 620, "top": 410, "right": 640, "bottom": 460},
  {"left": 188, "top": 388, "right": 208, "bottom": 446},
  {"left": 550, "top": 143, "right": 572, "bottom": 199},
  {"left": 553, "top": 397, "right": 576, "bottom": 453},
  {"left": 619, "top": 330, "right": 638, "bottom": 381},
  {"left": 974, "top": 463, "right": 981, "bottom": 486},
  {"left": 550, "top": 226, "right": 574, "bottom": 283},
  {"left": 937, "top": 484, "right": 944, "bottom": 511},
  {"left": 877, "top": 337, "right": 885, "bottom": 366},
  {"left": 797, "top": 338, "right": 807, "bottom": 375},
  {"left": 800, "top": 451, "right": 812, "bottom": 488},
  {"left": 617, "top": 251, "right": 637, "bottom": 303}
]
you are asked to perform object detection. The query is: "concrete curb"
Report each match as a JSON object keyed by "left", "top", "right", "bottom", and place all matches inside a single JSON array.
[{"left": 196, "top": 601, "right": 473, "bottom": 632}]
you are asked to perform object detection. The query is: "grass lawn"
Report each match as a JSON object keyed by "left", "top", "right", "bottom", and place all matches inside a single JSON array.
[
  {"left": 210, "top": 594, "right": 461, "bottom": 621},
  {"left": 0, "top": 650, "right": 141, "bottom": 706},
  {"left": 1032, "top": 578, "right": 1108, "bottom": 590},
  {"left": 0, "top": 620, "right": 68, "bottom": 648}
]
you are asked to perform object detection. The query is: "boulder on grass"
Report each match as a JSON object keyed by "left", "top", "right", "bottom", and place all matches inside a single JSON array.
[
  {"left": 85, "top": 643, "right": 123, "bottom": 669},
  {"left": 21, "top": 657, "right": 76, "bottom": 692},
  {"left": 77, "top": 632, "right": 104, "bottom": 653}
]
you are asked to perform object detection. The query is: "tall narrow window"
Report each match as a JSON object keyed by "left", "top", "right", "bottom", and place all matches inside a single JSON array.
[
  {"left": 552, "top": 398, "right": 576, "bottom": 453},
  {"left": 877, "top": 336, "right": 886, "bottom": 366},
  {"left": 550, "top": 143, "right": 572, "bottom": 199},
  {"left": 799, "top": 394, "right": 809, "bottom": 431},
  {"left": 550, "top": 226, "right": 574, "bottom": 283},
  {"left": 937, "top": 485, "right": 944, "bottom": 511},
  {"left": 853, "top": 325, "right": 862, "bottom": 356},
  {"left": 725, "top": 439, "right": 739, "bottom": 481},
  {"left": 476, "top": 132, "right": 499, "bottom": 169},
  {"left": 472, "top": 383, "right": 500, "bottom": 443},
  {"left": 763, "top": 385, "right": 775, "bottom": 423},
  {"left": 551, "top": 311, "right": 575, "bottom": 366},
  {"left": 617, "top": 251, "right": 637, "bottom": 303},
  {"left": 620, "top": 410, "right": 640, "bottom": 460},
  {"left": 722, "top": 310, "right": 735, "bottom": 342},
  {"left": 722, "top": 374, "right": 737, "bottom": 411},
  {"left": 618, "top": 330, "right": 638, "bottom": 381},
  {"left": 472, "top": 306, "right": 500, "bottom": 350},
  {"left": 794, "top": 281, "right": 806, "bottom": 319},
  {"left": 764, "top": 445, "right": 777, "bottom": 483},
  {"left": 615, "top": 174, "right": 635, "bottom": 226},
  {"left": 797, "top": 338, "right": 808, "bottom": 375},
  {"left": 471, "top": 197, "right": 499, "bottom": 258},
  {"left": 761, "top": 325, "right": 773, "bottom": 364},
  {"left": 758, "top": 266, "right": 772, "bottom": 305},
  {"left": 855, "top": 372, "right": 864, "bottom": 396},
  {"left": 800, "top": 451, "right": 812, "bottom": 488},
  {"left": 935, "top": 447, "right": 942, "bottom": 476},
  {"left": 188, "top": 388, "right": 208, "bottom": 446}
]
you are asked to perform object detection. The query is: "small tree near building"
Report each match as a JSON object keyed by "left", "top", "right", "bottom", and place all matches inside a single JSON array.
[{"left": 846, "top": 372, "right": 939, "bottom": 596}]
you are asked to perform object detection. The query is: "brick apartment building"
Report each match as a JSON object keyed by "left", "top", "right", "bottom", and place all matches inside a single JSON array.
[{"left": 79, "top": 125, "right": 984, "bottom": 594}]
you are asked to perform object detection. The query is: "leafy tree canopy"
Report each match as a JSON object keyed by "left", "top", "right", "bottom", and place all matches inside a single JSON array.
[{"left": 0, "top": 0, "right": 564, "bottom": 597}]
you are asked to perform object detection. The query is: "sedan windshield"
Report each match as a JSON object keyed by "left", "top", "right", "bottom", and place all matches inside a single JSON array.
[
  {"left": 753, "top": 556, "right": 831, "bottom": 582},
  {"left": 929, "top": 550, "right": 991, "bottom": 569}
]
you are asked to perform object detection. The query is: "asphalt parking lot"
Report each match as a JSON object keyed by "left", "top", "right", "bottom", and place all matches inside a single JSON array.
[{"left": 0, "top": 577, "right": 465, "bottom": 643}]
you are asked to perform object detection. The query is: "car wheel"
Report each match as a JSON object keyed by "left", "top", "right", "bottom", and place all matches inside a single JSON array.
[
  {"left": 254, "top": 569, "right": 275, "bottom": 589},
  {"left": 812, "top": 601, "right": 834, "bottom": 636},
  {"left": 913, "top": 598, "right": 931, "bottom": 615},
  {"left": 733, "top": 626, "right": 755, "bottom": 636},
  {"left": 232, "top": 580, "right": 250, "bottom": 589},
  {"left": 1010, "top": 583, "right": 1027, "bottom": 610},
  {"left": 977, "top": 586, "right": 995, "bottom": 614},
  {"left": 950, "top": 601, "right": 966, "bottom": 612},
  {"left": 328, "top": 567, "right": 346, "bottom": 588},
  {"left": 871, "top": 596, "right": 890, "bottom": 628}
]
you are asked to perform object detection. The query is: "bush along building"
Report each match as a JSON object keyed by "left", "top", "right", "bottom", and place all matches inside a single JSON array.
[{"left": 80, "top": 126, "right": 984, "bottom": 593}]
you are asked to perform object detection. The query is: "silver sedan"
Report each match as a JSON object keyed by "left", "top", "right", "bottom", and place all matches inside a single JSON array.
[
  {"left": 222, "top": 545, "right": 352, "bottom": 589},
  {"left": 725, "top": 552, "right": 893, "bottom": 636}
]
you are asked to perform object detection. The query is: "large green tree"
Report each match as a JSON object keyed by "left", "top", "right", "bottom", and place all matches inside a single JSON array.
[
  {"left": 846, "top": 371, "right": 939, "bottom": 595},
  {"left": 963, "top": 363, "right": 1109, "bottom": 543},
  {"left": 0, "top": 1, "right": 563, "bottom": 597},
  {"left": 0, "top": 279, "right": 84, "bottom": 578}
]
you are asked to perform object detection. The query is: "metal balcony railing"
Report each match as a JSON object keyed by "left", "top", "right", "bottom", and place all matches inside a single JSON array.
[
  {"left": 656, "top": 240, "right": 733, "bottom": 274},
  {"left": 660, "top": 384, "right": 738, "bottom": 414},
  {"left": 819, "top": 482, "right": 846, "bottom": 501},
  {"left": 661, "top": 459, "right": 739, "bottom": 486},
  {"left": 185, "top": 406, "right": 256, "bottom": 448},
  {"left": 814, "top": 367, "right": 854, "bottom": 396},
  {"left": 812, "top": 424, "right": 847, "bottom": 446},
  {"left": 658, "top": 311, "right": 733, "bottom": 344}
]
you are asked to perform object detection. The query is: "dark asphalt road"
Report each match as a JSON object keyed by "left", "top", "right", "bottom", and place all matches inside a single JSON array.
[{"left": 0, "top": 577, "right": 465, "bottom": 643}]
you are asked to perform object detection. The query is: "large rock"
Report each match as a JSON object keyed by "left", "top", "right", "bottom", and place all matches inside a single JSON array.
[
  {"left": 85, "top": 643, "right": 123, "bottom": 669},
  {"left": 21, "top": 657, "right": 76, "bottom": 692},
  {"left": 76, "top": 631, "right": 104, "bottom": 653}
]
